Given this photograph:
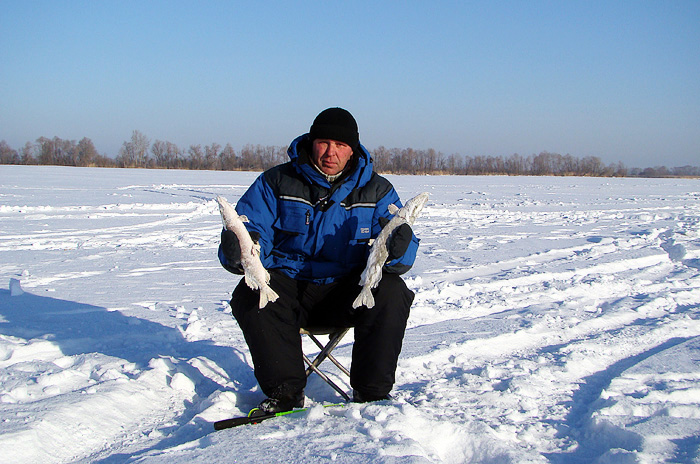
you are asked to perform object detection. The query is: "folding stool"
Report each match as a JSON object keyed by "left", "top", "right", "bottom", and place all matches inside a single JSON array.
[{"left": 300, "top": 327, "right": 351, "bottom": 401}]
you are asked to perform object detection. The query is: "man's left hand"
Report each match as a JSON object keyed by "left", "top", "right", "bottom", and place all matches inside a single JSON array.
[{"left": 379, "top": 218, "right": 413, "bottom": 260}]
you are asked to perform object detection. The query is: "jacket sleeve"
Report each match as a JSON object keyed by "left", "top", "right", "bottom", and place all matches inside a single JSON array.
[
  {"left": 232, "top": 173, "right": 278, "bottom": 268},
  {"left": 216, "top": 173, "right": 278, "bottom": 273},
  {"left": 373, "top": 188, "right": 420, "bottom": 275}
]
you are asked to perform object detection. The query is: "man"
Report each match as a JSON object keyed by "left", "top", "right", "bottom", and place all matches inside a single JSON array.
[{"left": 218, "top": 107, "right": 418, "bottom": 413}]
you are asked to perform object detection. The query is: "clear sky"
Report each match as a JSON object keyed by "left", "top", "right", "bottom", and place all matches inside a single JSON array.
[{"left": 1, "top": 1, "right": 698, "bottom": 168}]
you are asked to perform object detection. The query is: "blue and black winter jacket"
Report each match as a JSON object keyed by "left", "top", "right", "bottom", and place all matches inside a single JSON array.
[{"left": 219, "top": 134, "right": 419, "bottom": 284}]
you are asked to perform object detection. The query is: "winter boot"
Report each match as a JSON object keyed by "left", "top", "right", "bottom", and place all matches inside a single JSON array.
[
  {"left": 352, "top": 390, "right": 392, "bottom": 403},
  {"left": 255, "top": 386, "right": 305, "bottom": 414}
]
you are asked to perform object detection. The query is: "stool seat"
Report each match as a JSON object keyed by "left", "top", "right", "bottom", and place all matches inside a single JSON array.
[
  {"left": 300, "top": 327, "right": 351, "bottom": 401},
  {"left": 300, "top": 327, "right": 345, "bottom": 336}
]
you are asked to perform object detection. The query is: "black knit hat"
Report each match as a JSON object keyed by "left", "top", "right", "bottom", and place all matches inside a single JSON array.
[{"left": 309, "top": 107, "right": 359, "bottom": 148}]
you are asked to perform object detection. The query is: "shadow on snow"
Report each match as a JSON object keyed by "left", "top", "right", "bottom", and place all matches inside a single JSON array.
[{"left": 0, "top": 288, "right": 257, "bottom": 460}]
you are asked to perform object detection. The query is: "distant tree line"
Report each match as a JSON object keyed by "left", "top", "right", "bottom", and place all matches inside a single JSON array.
[{"left": 1, "top": 131, "right": 698, "bottom": 178}]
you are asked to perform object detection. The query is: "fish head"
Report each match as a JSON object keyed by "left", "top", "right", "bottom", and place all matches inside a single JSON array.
[{"left": 401, "top": 192, "right": 429, "bottom": 223}]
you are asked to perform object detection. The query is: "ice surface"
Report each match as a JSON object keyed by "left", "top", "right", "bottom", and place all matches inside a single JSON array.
[{"left": 1, "top": 165, "right": 699, "bottom": 463}]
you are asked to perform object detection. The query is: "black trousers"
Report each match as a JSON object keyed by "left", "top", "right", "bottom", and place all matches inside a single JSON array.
[{"left": 230, "top": 270, "right": 414, "bottom": 399}]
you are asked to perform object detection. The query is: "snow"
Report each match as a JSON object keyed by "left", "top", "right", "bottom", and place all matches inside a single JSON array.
[{"left": 1, "top": 165, "right": 699, "bottom": 463}]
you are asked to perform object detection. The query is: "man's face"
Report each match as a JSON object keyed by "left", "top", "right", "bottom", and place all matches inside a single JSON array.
[{"left": 311, "top": 139, "right": 354, "bottom": 176}]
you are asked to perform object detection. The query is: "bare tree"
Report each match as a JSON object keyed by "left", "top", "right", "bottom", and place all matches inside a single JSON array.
[
  {"left": 205, "top": 143, "right": 221, "bottom": 170},
  {"left": 219, "top": 143, "right": 237, "bottom": 170},
  {"left": 21, "top": 142, "right": 37, "bottom": 164},
  {"left": 505, "top": 153, "right": 527, "bottom": 175},
  {"left": 0, "top": 140, "right": 19, "bottom": 164},
  {"left": 5, "top": 131, "right": 697, "bottom": 178},
  {"left": 188, "top": 144, "right": 204, "bottom": 170},
  {"left": 117, "top": 130, "right": 150, "bottom": 167},
  {"left": 151, "top": 140, "right": 168, "bottom": 167},
  {"left": 76, "top": 137, "right": 98, "bottom": 166},
  {"left": 36, "top": 137, "right": 55, "bottom": 165},
  {"left": 580, "top": 156, "right": 604, "bottom": 176}
]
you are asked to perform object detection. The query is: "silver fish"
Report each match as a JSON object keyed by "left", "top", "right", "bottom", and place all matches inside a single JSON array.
[
  {"left": 216, "top": 196, "right": 279, "bottom": 309},
  {"left": 353, "top": 192, "right": 429, "bottom": 309}
]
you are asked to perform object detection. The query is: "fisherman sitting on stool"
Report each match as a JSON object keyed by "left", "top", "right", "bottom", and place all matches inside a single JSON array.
[{"left": 219, "top": 107, "right": 419, "bottom": 413}]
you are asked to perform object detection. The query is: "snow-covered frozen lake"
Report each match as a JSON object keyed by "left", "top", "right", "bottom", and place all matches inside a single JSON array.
[{"left": 1, "top": 165, "right": 699, "bottom": 463}]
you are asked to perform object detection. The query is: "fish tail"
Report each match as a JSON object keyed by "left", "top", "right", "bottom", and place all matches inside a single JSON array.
[
  {"left": 352, "top": 287, "right": 375, "bottom": 309},
  {"left": 258, "top": 286, "right": 279, "bottom": 309}
]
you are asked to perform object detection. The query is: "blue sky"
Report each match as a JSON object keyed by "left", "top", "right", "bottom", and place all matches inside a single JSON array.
[{"left": 1, "top": 1, "right": 698, "bottom": 168}]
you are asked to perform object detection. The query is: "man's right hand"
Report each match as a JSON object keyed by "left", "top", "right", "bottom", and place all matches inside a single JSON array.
[
  {"left": 219, "top": 229, "right": 244, "bottom": 274},
  {"left": 219, "top": 228, "right": 262, "bottom": 274},
  {"left": 221, "top": 229, "right": 242, "bottom": 262}
]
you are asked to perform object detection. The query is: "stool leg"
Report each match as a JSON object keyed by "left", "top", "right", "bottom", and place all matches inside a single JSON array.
[
  {"left": 302, "top": 353, "right": 351, "bottom": 401},
  {"left": 303, "top": 329, "right": 351, "bottom": 401},
  {"left": 306, "top": 330, "right": 351, "bottom": 377},
  {"left": 309, "top": 329, "right": 350, "bottom": 377}
]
